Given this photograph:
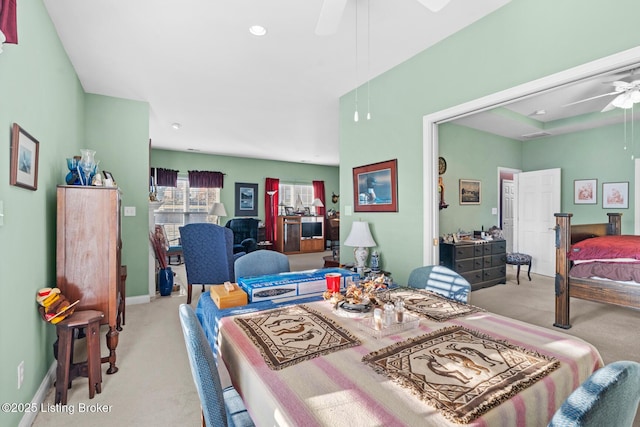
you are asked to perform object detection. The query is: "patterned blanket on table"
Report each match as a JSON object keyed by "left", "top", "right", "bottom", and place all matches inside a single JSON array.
[
  {"left": 362, "top": 326, "right": 559, "bottom": 424},
  {"left": 389, "top": 288, "right": 484, "bottom": 322},
  {"left": 234, "top": 304, "right": 360, "bottom": 370}
]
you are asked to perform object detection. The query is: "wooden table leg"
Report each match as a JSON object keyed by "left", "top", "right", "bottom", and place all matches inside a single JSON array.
[{"left": 103, "top": 326, "right": 119, "bottom": 374}]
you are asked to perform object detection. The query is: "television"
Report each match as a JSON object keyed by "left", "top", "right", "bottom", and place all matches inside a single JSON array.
[{"left": 301, "top": 222, "right": 322, "bottom": 238}]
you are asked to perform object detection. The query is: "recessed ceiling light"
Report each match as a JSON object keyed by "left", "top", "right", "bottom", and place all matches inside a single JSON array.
[
  {"left": 171, "top": 122, "right": 182, "bottom": 130},
  {"left": 249, "top": 25, "right": 267, "bottom": 37},
  {"left": 533, "top": 109, "right": 546, "bottom": 116}
]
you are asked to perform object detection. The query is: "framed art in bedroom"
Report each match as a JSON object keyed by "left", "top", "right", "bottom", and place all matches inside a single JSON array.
[
  {"left": 459, "top": 179, "right": 481, "bottom": 205},
  {"left": 574, "top": 179, "right": 597, "bottom": 204},
  {"left": 602, "top": 182, "right": 628, "bottom": 209}
]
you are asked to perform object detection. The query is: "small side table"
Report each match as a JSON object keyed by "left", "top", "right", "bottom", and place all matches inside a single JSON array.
[
  {"left": 55, "top": 310, "right": 104, "bottom": 405},
  {"left": 323, "top": 255, "right": 340, "bottom": 268}
]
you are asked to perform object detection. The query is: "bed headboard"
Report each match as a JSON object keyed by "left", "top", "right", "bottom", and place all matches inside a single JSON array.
[{"left": 570, "top": 213, "right": 622, "bottom": 244}]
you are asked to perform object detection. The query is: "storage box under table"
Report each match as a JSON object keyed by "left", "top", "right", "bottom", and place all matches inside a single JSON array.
[{"left": 238, "top": 268, "right": 359, "bottom": 303}]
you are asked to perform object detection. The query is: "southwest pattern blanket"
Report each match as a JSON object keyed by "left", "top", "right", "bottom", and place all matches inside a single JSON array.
[
  {"left": 234, "top": 304, "right": 360, "bottom": 370},
  {"left": 389, "top": 288, "right": 485, "bottom": 322},
  {"left": 362, "top": 326, "right": 560, "bottom": 424}
]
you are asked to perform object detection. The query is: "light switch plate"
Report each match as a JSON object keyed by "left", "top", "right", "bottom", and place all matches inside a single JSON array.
[
  {"left": 124, "top": 206, "right": 136, "bottom": 216},
  {"left": 0, "top": 200, "right": 3, "bottom": 226}
]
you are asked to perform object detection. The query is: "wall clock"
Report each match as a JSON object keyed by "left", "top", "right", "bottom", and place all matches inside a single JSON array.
[{"left": 438, "top": 157, "right": 447, "bottom": 175}]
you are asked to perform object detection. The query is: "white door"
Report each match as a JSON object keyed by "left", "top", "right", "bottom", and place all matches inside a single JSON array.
[
  {"left": 501, "top": 179, "right": 515, "bottom": 253},
  {"left": 514, "top": 168, "right": 561, "bottom": 277}
]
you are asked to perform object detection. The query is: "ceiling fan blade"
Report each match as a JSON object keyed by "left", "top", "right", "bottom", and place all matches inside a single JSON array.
[
  {"left": 562, "top": 91, "right": 619, "bottom": 108},
  {"left": 601, "top": 100, "right": 617, "bottom": 112},
  {"left": 315, "top": 0, "right": 348, "bottom": 36},
  {"left": 416, "top": 0, "right": 452, "bottom": 12}
]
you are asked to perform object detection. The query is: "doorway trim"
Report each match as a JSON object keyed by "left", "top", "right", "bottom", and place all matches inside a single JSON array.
[{"left": 422, "top": 46, "right": 640, "bottom": 265}]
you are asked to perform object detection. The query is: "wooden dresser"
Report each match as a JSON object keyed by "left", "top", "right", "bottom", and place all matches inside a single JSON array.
[
  {"left": 275, "top": 215, "right": 324, "bottom": 254},
  {"left": 56, "top": 186, "right": 122, "bottom": 374},
  {"left": 439, "top": 240, "right": 506, "bottom": 290}
]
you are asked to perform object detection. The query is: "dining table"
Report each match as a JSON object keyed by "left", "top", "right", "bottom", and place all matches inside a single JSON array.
[{"left": 211, "top": 289, "right": 603, "bottom": 427}]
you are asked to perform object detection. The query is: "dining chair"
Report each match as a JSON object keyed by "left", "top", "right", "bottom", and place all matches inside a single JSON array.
[
  {"left": 548, "top": 360, "right": 640, "bottom": 427},
  {"left": 234, "top": 250, "right": 290, "bottom": 280},
  {"left": 178, "top": 304, "right": 255, "bottom": 427},
  {"left": 180, "top": 223, "right": 237, "bottom": 304},
  {"left": 407, "top": 265, "right": 471, "bottom": 303}
]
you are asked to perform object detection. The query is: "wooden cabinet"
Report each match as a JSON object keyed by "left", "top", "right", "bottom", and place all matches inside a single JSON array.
[
  {"left": 56, "top": 186, "right": 122, "bottom": 374},
  {"left": 439, "top": 240, "right": 506, "bottom": 290},
  {"left": 275, "top": 216, "right": 324, "bottom": 254}
]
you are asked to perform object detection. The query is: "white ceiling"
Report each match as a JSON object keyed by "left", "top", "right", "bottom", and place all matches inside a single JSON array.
[
  {"left": 454, "top": 66, "right": 640, "bottom": 141},
  {"left": 43, "top": 0, "right": 510, "bottom": 166}
]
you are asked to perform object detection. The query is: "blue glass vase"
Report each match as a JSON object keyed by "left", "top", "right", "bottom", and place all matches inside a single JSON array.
[{"left": 158, "top": 267, "right": 174, "bottom": 296}]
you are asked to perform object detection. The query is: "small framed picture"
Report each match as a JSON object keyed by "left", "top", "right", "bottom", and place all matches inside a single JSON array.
[
  {"left": 285, "top": 206, "right": 294, "bottom": 215},
  {"left": 235, "top": 182, "right": 258, "bottom": 216},
  {"left": 459, "top": 179, "right": 481, "bottom": 205},
  {"left": 574, "top": 179, "right": 597, "bottom": 204},
  {"left": 602, "top": 182, "right": 629, "bottom": 209},
  {"left": 10, "top": 123, "right": 40, "bottom": 191}
]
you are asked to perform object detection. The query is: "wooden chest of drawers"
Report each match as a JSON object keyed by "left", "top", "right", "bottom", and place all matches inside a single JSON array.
[{"left": 439, "top": 240, "right": 506, "bottom": 290}]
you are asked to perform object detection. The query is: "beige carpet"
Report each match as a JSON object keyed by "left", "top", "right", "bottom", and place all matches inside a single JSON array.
[{"left": 31, "top": 255, "right": 639, "bottom": 427}]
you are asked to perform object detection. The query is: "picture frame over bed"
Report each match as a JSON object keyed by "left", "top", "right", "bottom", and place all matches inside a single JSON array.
[{"left": 553, "top": 212, "right": 640, "bottom": 329}]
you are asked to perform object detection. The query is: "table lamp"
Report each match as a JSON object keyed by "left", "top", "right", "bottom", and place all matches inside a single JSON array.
[
  {"left": 344, "top": 221, "right": 376, "bottom": 274},
  {"left": 209, "top": 202, "right": 227, "bottom": 225},
  {"left": 312, "top": 198, "right": 324, "bottom": 215}
]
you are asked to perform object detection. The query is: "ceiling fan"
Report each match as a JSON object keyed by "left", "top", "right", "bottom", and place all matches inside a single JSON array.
[
  {"left": 565, "top": 71, "right": 640, "bottom": 112},
  {"left": 315, "top": 0, "right": 452, "bottom": 35}
]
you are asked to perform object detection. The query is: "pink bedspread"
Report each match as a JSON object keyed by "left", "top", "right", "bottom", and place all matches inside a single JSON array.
[
  {"left": 569, "top": 235, "right": 640, "bottom": 261},
  {"left": 218, "top": 300, "right": 603, "bottom": 427}
]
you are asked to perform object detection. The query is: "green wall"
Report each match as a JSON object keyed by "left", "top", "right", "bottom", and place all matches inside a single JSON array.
[
  {"left": 523, "top": 122, "right": 636, "bottom": 232},
  {"left": 151, "top": 149, "right": 340, "bottom": 220},
  {"left": 438, "top": 124, "right": 522, "bottom": 234},
  {"left": 339, "top": 0, "right": 640, "bottom": 285},
  {"left": 85, "top": 94, "right": 150, "bottom": 297},
  {"left": 0, "top": 2, "right": 149, "bottom": 425}
]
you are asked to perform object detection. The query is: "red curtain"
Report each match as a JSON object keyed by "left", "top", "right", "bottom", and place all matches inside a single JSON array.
[
  {"left": 312, "top": 180, "right": 326, "bottom": 217},
  {"left": 265, "top": 178, "right": 279, "bottom": 243},
  {"left": 0, "top": 0, "right": 18, "bottom": 44}
]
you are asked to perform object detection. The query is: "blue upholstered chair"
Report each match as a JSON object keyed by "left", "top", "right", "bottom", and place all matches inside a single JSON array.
[
  {"left": 548, "top": 360, "right": 640, "bottom": 427},
  {"left": 180, "top": 223, "right": 239, "bottom": 304},
  {"left": 178, "top": 304, "right": 255, "bottom": 427},
  {"left": 225, "top": 218, "right": 260, "bottom": 254},
  {"left": 234, "top": 250, "right": 290, "bottom": 280},
  {"left": 407, "top": 265, "right": 471, "bottom": 303}
]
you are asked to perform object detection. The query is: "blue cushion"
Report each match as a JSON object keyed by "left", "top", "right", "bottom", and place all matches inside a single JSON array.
[{"left": 506, "top": 253, "right": 532, "bottom": 264}]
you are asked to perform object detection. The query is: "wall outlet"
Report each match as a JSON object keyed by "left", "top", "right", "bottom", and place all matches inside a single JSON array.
[{"left": 17, "top": 361, "right": 24, "bottom": 389}]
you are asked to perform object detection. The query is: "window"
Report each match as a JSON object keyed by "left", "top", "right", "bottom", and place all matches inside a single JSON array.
[
  {"left": 279, "top": 183, "right": 316, "bottom": 214},
  {"left": 155, "top": 177, "right": 220, "bottom": 240}
]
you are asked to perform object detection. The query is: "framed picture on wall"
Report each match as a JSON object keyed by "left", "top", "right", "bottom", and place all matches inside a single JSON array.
[
  {"left": 235, "top": 182, "right": 258, "bottom": 216},
  {"left": 459, "top": 179, "right": 481, "bottom": 205},
  {"left": 602, "top": 181, "right": 629, "bottom": 209},
  {"left": 10, "top": 123, "right": 40, "bottom": 191},
  {"left": 352, "top": 159, "right": 398, "bottom": 212},
  {"left": 574, "top": 179, "right": 597, "bottom": 204}
]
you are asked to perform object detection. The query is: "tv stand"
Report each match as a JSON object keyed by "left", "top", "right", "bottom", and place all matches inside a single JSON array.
[{"left": 275, "top": 216, "right": 324, "bottom": 254}]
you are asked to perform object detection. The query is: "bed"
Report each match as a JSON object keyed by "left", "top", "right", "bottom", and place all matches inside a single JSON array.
[{"left": 554, "top": 212, "right": 640, "bottom": 328}]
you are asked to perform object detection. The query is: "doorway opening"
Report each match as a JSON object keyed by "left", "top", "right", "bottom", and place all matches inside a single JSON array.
[{"left": 422, "top": 46, "right": 640, "bottom": 266}]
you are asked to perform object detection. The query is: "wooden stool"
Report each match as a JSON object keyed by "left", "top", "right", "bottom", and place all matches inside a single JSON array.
[
  {"left": 55, "top": 310, "right": 104, "bottom": 405},
  {"left": 506, "top": 253, "right": 532, "bottom": 285}
]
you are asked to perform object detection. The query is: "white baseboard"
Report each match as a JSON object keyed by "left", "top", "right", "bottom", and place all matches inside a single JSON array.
[
  {"left": 126, "top": 295, "right": 150, "bottom": 305},
  {"left": 19, "top": 362, "right": 56, "bottom": 427}
]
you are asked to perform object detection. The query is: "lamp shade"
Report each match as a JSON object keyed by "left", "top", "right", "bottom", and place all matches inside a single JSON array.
[
  {"left": 209, "top": 202, "right": 227, "bottom": 217},
  {"left": 344, "top": 221, "right": 376, "bottom": 248},
  {"left": 312, "top": 198, "right": 324, "bottom": 207}
]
